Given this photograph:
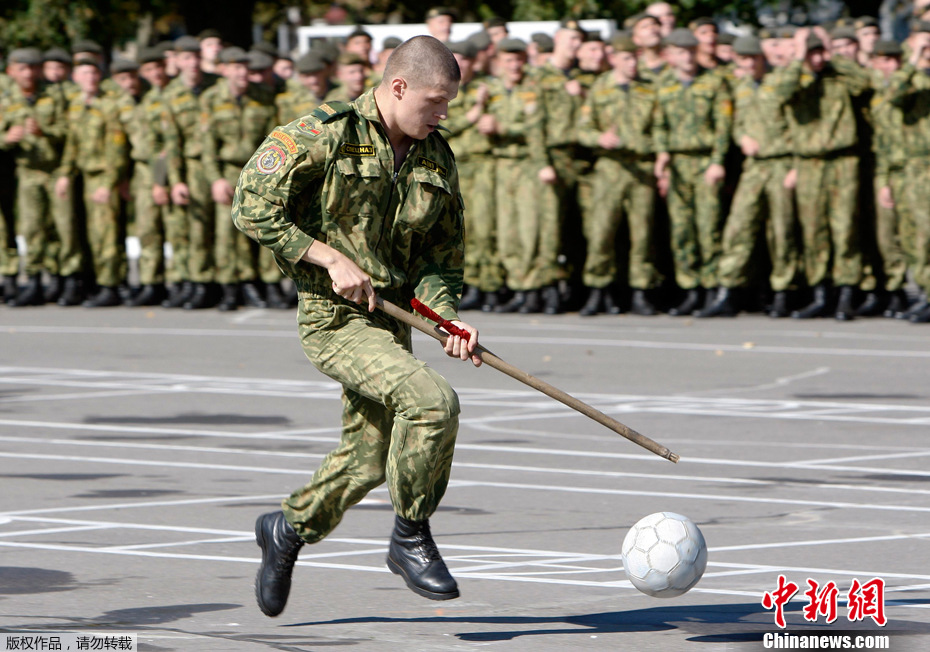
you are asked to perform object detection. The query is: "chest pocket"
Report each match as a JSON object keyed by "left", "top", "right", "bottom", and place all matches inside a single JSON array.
[
  {"left": 399, "top": 166, "right": 452, "bottom": 233},
  {"left": 326, "top": 156, "right": 384, "bottom": 220},
  {"left": 213, "top": 106, "right": 240, "bottom": 142}
]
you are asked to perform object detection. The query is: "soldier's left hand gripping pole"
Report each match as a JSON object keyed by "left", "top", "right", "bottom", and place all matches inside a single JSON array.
[{"left": 375, "top": 297, "right": 680, "bottom": 463}]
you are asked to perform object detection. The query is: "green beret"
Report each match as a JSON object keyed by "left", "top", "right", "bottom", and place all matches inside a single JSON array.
[
  {"left": 777, "top": 26, "right": 798, "bottom": 38},
  {"left": 296, "top": 50, "right": 327, "bottom": 74},
  {"left": 758, "top": 27, "right": 776, "bottom": 40},
  {"left": 382, "top": 37, "right": 403, "bottom": 50},
  {"left": 717, "top": 32, "right": 736, "bottom": 46},
  {"left": 855, "top": 16, "right": 879, "bottom": 30},
  {"left": 447, "top": 40, "right": 478, "bottom": 59},
  {"left": 248, "top": 50, "right": 274, "bottom": 71},
  {"left": 732, "top": 35, "right": 763, "bottom": 56},
  {"left": 873, "top": 39, "right": 903, "bottom": 56},
  {"left": 831, "top": 26, "right": 858, "bottom": 41},
  {"left": 624, "top": 13, "right": 660, "bottom": 31},
  {"left": 314, "top": 41, "right": 340, "bottom": 64},
  {"left": 72, "top": 56, "right": 101, "bottom": 69},
  {"left": 72, "top": 39, "right": 103, "bottom": 55},
  {"left": 467, "top": 30, "right": 492, "bottom": 51},
  {"left": 43, "top": 47, "right": 71, "bottom": 64},
  {"left": 583, "top": 30, "right": 605, "bottom": 43},
  {"left": 559, "top": 18, "right": 583, "bottom": 32},
  {"left": 219, "top": 46, "right": 250, "bottom": 64},
  {"left": 497, "top": 37, "right": 528, "bottom": 53},
  {"left": 8, "top": 48, "right": 43, "bottom": 66},
  {"left": 337, "top": 52, "right": 367, "bottom": 66},
  {"left": 174, "top": 36, "right": 201, "bottom": 53},
  {"left": 138, "top": 47, "right": 164, "bottom": 65},
  {"left": 664, "top": 28, "right": 700, "bottom": 48},
  {"left": 807, "top": 35, "right": 826, "bottom": 51},
  {"left": 530, "top": 33, "right": 554, "bottom": 53},
  {"left": 426, "top": 7, "right": 457, "bottom": 20},
  {"left": 197, "top": 28, "right": 222, "bottom": 41},
  {"left": 689, "top": 17, "right": 717, "bottom": 31},
  {"left": 111, "top": 58, "right": 139, "bottom": 74},
  {"left": 610, "top": 35, "right": 637, "bottom": 53},
  {"left": 252, "top": 41, "right": 279, "bottom": 58}
]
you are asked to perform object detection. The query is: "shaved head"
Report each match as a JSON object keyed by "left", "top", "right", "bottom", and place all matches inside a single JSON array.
[{"left": 380, "top": 35, "right": 460, "bottom": 89}]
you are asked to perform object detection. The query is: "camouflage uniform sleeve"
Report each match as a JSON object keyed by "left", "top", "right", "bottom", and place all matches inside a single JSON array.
[
  {"left": 200, "top": 92, "right": 222, "bottom": 185},
  {"left": 232, "top": 123, "right": 330, "bottom": 265},
  {"left": 103, "top": 100, "right": 129, "bottom": 187},
  {"left": 887, "top": 63, "right": 917, "bottom": 106},
  {"left": 652, "top": 92, "right": 669, "bottom": 153},
  {"left": 759, "top": 59, "right": 802, "bottom": 105},
  {"left": 57, "top": 116, "right": 76, "bottom": 177},
  {"left": 711, "top": 77, "right": 733, "bottom": 166},
  {"left": 832, "top": 55, "right": 873, "bottom": 97},
  {"left": 575, "top": 85, "right": 602, "bottom": 149},
  {"left": 163, "top": 107, "right": 185, "bottom": 188}
]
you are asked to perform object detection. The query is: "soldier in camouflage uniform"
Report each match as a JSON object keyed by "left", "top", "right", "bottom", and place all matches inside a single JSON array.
[
  {"left": 162, "top": 36, "right": 219, "bottom": 309},
  {"left": 444, "top": 40, "right": 502, "bottom": 312},
  {"left": 202, "top": 47, "right": 278, "bottom": 311},
  {"left": 653, "top": 28, "right": 733, "bottom": 316},
  {"left": 0, "top": 66, "right": 20, "bottom": 301},
  {"left": 575, "top": 35, "right": 661, "bottom": 316},
  {"left": 275, "top": 51, "right": 329, "bottom": 125},
  {"left": 323, "top": 52, "right": 368, "bottom": 104},
  {"left": 236, "top": 36, "right": 478, "bottom": 614},
  {"left": 0, "top": 48, "right": 72, "bottom": 306},
  {"left": 697, "top": 36, "right": 800, "bottom": 319},
  {"left": 764, "top": 28, "right": 872, "bottom": 321},
  {"left": 55, "top": 58, "right": 129, "bottom": 307},
  {"left": 628, "top": 13, "right": 667, "bottom": 82}
]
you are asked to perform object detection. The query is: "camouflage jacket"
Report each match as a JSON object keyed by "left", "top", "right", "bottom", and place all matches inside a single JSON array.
[
  {"left": 529, "top": 61, "right": 584, "bottom": 149},
  {"left": 443, "top": 75, "right": 493, "bottom": 160},
  {"left": 232, "top": 89, "right": 465, "bottom": 321},
  {"left": 116, "top": 85, "right": 170, "bottom": 182},
  {"left": 162, "top": 73, "right": 219, "bottom": 187},
  {"left": 870, "top": 82, "right": 906, "bottom": 187},
  {"left": 653, "top": 67, "right": 733, "bottom": 165},
  {"left": 201, "top": 81, "right": 277, "bottom": 183},
  {"left": 731, "top": 73, "right": 793, "bottom": 160},
  {"left": 761, "top": 57, "right": 871, "bottom": 157},
  {"left": 576, "top": 73, "right": 656, "bottom": 158},
  {"left": 886, "top": 63, "right": 930, "bottom": 159},
  {"left": 0, "top": 81, "right": 69, "bottom": 170},
  {"left": 637, "top": 59, "right": 669, "bottom": 84},
  {"left": 58, "top": 91, "right": 127, "bottom": 186},
  {"left": 483, "top": 75, "right": 546, "bottom": 163}
]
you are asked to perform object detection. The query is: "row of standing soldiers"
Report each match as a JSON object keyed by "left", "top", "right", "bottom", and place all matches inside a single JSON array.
[{"left": 445, "top": 15, "right": 930, "bottom": 323}]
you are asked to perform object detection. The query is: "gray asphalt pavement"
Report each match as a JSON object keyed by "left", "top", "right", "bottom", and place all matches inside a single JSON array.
[{"left": 1, "top": 304, "right": 928, "bottom": 651}]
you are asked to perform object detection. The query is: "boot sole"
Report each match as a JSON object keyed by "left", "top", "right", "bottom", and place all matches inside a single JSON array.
[{"left": 386, "top": 554, "right": 460, "bottom": 601}]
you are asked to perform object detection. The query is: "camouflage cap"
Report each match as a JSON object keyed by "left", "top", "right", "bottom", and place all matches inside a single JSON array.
[
  {"left": 197, "top": 28, "right": 223, "bottom": 41},
  {"left": 8, "top": 48, "right": 43, "bottom": 66},
  {"left": 248, "top": 49, "right": 274, "bottom": 71},
  {"left": 72, "top": 55, "right": 101, "bottom": 69},
  {"left": 624, "top": 12, "right": 661, "bottom": 31},
  {"left": 559, "top": 17, "right": 584, "bottom": 32},
  {"left": 295, "top": 50, "right": 327, "bottom": 74},
  {"left": 873, "top": 39, "right": 903, "bottom": 56},
  {"left": 337, "top": 51, "right": 367, "bottom": 66},
  {"left": 155, "top": 41, "right": 174, "bottom": 56},
  {"left": 806, "top": 35, "right": 826, "bottom": 51},
  {"left": 497, "top": 37, "right": 528, "bottom": 53},
  {"left": 314, "top": 40, "right": 340, "bottom": 63},
  {"left": 43, "top": 47, "right": 71, "bottom": 64},
  {"left": 382, "top": 36, "right": 403, "bottom": 49},
  {"left": 610, "top": 34, "right": 637, "bottom": 53},
  {"left": 530, "top": 33, "right": 554, "bottom": 53},
  {"left": 689, "top": 17, "right": 717, "bottom": 31},
  {"left": 174, "top": 36, "right": 201, "bottom": 53},
  {"left": 252, "top": 41, "right": 279, "bottom": 58},
  {"left": 777, "top": 25, "right": 798, "bottom": 38},
  {"left": 485, "top": 16, "right": 507, "bottom": 29},
  {"left": 138, "top": 47, "right": 165, "bottom": 65},
  {"left": 913, "top": 19, "right": 930, "bottom": 34},
  {"left": 664, "top": 28, "right": 699, "bottom": 48},
  {"left": 111, "top": 58, "right": 139, "bottom": 74},
  {"left": 467, "top": 30, "right": 492, "bottom": 51},
  {"left": 757, "top": 27, "right": 776, "bottom": 40},
  {"left": 855, "top": 16, "right": 879, "bottom": 30},
  {"left": 447, "top": 40, "right": 478, "bottom": 59},
  {"left": 583, "top": 30, "right": 605, "bottom": 43},
  {"left": 717, "top": 32, "right": 737, "bottom": 46},
  {"left": 72, "top": 39, "right": 103, "bottom": 55},
  {"left": 732, "top": 35, "right": 763, "bottom": 56},
  {"left": 426, "top": 7, "right": 457, "bottom": 20},
  {"left": 830, "top": 26, "right": 858, "bottom": 42},
  {"left": 219, "top": 46, "right": 250, "bottom": 64}
]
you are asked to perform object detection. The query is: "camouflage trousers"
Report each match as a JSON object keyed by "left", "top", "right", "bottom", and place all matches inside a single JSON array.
[
  {"left": 460, "top": 156, "right": 502, "bottom": 292},
  {"left": 81, "top": 170, "right": 124, "bottom": 287},
  {"left": 0, "top": 152, "right": 18, "bottom": 277},
  {"left": 215, "top": 164, "right": 257, "bottom": 285},
  {"left": 184, "top": 157, "right": 215, "bottom": 284},
  {"left": 131, "top": 162, "right": 165, "bottom": 285},
  {"left": 259, "top": 242, "right": 283, "bottom": 285},
  {"left": 495, "top": 156, "right": 558, "bottom": 291},
  {"left": 16, "top": 166, "right": 82, "bottom": 278},
  {"left": 583, "top": 155, "right": 660, "bottom": 289},
  {"left": 874, "top": 168, "right": 910, "bottom": 292},
  {"left": 904, "top": 157, "right": 930, "bottom": 291},
  {"left": 283, "top": 294, "right": 460, "bottom": 544},
  {"left": 794, "top": 155, "right": 862, "bottom": 287},
  {"left": 667, "top": 153, "right": 723, "bottom": 290},
  {"left": 164, "top": 204, "right": 190, "bottom": 285},
  {"left": 718, "top": 157, "right": 799, "bottom": 292}
]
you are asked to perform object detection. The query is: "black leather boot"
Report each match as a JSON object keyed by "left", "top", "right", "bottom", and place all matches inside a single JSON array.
[
  {"left": 128, "top": 284, "right": 165, "bottom": 307},
  {"left": 495, "top": 291, "right": 526, "bottom": 313},
  {"left": 82, "top": 286, "right": 121, "bottom": 307},
  {"left": 542, "top": 285, "right": 561, "bottom": 315},
  {"left": 695, "top": 287, "right": 736, "bottom": 318},
  {"left": 242, "top": 282, "right": 267, "bottom": 308},
  {"left": 910, "top": 303, "right": 930, "bottom": 323},
  {"left": 254, "top": 511, "right": 304, "bottom": 617},
  {"left": 579, "top": 288, "right": 602, "bottom": 316},
  {"left": 901, "top": 295, "right": 927, "bottom": 320},
  {"left": 669, "top": 289, "right": 701, "bottom": 316},
  {"left": 458, "top": 285, "right": 481, "bottom": 311},
  {"left": 218, "top": 284, "right": 239, "bottom": 311},
  {"left": 855, "top": 291, "right": 884, "bottom": 317},
  {"left": 480, "top": 291, "right": 499, "bottom": 312},
  {"left": 602, "top": 287, "right": 621, "bottom": 315},
  {"left": 883, "top": 290, "right": 908, "bottom": 319},
  {"left": 44, "top": 275, "right": 62, "bottom": 304},
  {"left": 768, "top": 291, "right": 789, "bottom": 318},
  {"left": 9, "top": 274, "right": 44, "bottom": 307},
  {"left": 792, "top": 284, "right": 830, "bottom": 319},
  {"left": 2, "top": 275, "right": 16, "bottom": 302},
  {"left": 183, "top": 283, "right": 212, "bottom": 310},
  {"left": 386, "top": 515, "right": 459, "bottom": 601},
  {"left": 630, "top": 289, "right": 656, "bottom": 316},
  {"left": 518, "top": 289, "right": 542, "bottom": 314},
  {"left": 834, "top": 285, "right": 855, "bottom": 321},
  {"left": 57, "top": 275, "right": 83, "bottom": 306},
  {"left": 265, "top": 282, "right": 290, "bottom": 310}
]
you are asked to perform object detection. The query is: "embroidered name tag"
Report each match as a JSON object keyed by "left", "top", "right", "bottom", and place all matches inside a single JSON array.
[
  {"left": 416, "top": 156, "right": 447, "bottom": 178},
  {"left": 339, "top": 143, "right": 375, "bottom": 157}
]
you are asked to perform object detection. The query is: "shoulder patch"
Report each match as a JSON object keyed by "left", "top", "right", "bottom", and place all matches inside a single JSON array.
[
  {"left": 296, "top": 120, "right": 322, "bottom": 136},
  {"left": 312, "top": 101, "right": 353, "bottom": 123},
  {"left": 339, "top": 142, "right": 375, "bottom": 157},
  {"left": 417, "top": 156, "right": 447, "bottom": 178},
  {"left": 270, "top": 129, "right": 299, "bottom": 154},
  {"left": 255, "top": 144, "right": 287, "bottom": 174}
]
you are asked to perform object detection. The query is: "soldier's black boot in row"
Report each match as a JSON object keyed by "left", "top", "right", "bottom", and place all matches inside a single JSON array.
[
  {"left": 542, "top": 285, "right": 561, "bottom": 315},
  {"left": 83, "top": 285, "right": 121, "bottom": 308},
  {"left": 9, "top": 274, "right": 44, "bottom": 307},
  {"left": 218, "top": 284, "right": 239, "bottom": 311},
  {"left": 242, "top": 282, "right": 267, "bottom": 309},
  {"left": 44, "top": 275, "right": 62, "bottom": 304},
  {"left": 481, "top": 291, "right": 499, "bottom": 312},
  {"left": 910, "top": 303, "right": 930, "bottom": 323},
  {"left": 518, "top": 289, "right": 541, "bottom": 314},
  {"left": 792, "top": 283, "right": 830, "bottom": 319},
  {"left": 901, "top": 294, "right": 928, "bottom": 320},
  {"left": 496, "top": 291, "right": 526, "bottom": 313},
  {"left": 254, "top": 511, "right": 304, "bottom": 617},
  {"left": 2, "top": 275, "right": 16, "bottom": 303},
  {"left": 834, "top": 285, "right": 855, "bottom": 322},
  {"left": 769, "top": 291, "right": 790, "bottom": 318},
  {"left": 855, "top": 291, "right": 884, "bottom": 317},
  {"left": 458, "top": 285, "right": 482, "bottom": 311},
  {"left": 163, "top": 281, "right": 191, "bottom": 308},
  {"left": 669, "top": 288, "right": 701, "bottom": 316},
  {"left": 57, "top": 275, "right": 83, "bottom": 306},
  {"left": 265, "top": 282, "right": 290, "bottom": 310},
  {"left": 128, "top": 283, "right": 165, "bottom": 307},
  {"left": 386, "top": 515, "right": 459, "bottom": 601},
  {"left": 883, "top": 290, "right": 909, "bottom": 319},
  {"left": 695, "top": 287, "right": 737, "bottom": 318},
  {"left": 630, "top": 289, "right": 655, "bottom": 316},
  {"left": 579, "top": 287, "right": 603, "bottom": 316},
  {"left": 183, "top": 282, "right": 211, "bottom": 310}
]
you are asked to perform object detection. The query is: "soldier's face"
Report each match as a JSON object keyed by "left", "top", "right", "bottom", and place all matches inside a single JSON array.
[
  {"left": 339, "top": 63, "right": 367, "bottom": 96},
  {"left": 274, "top": 58, "right": 294, "bottom": 80},
  {"left": 113, "top": 71, "right": 141, "bottom": 96},
  {"left": 7, "top": 62, "right": 40, "bottom": 92},
  {"left": 176, "top": 51, "right": 201, "bottom": 76},
  {"left": 427, "top": 16, "right": 453, "bottom": 42},
  {"left": 761, "top": 39, "right": 782, "bottom": 67},
  {"left": 453, "top": 53, "right": 474, "bottom": 81},
  {"left": 43, "top": 61, "right": 69, "bottom": 83},
  {"left": 346, "top": 36, "right": 372, "bottom": 59},
  {"left": 693, "top": 25, "right": 717, "bottom": 51},
  {"left": 396, "top": 77, "right": 458, "bottom": 140},
  {"left": 857, "top": 27, "right": 880, "bottom": 54},
  {"left": 554, "top": 28, "right": 583, "bottom": 59},
  {"left": 200, "top": 37, "right": 223, "bottom": 63},
  {"left": 487, "top": 25, "right": 508, "bottom": 43},
  {"left": 299, "top": 71, "right": 329, "bottom": 97},
  {"left": 224, "top": 62, "right": 249, "bottom": 95},
  {"left": 832, "top": 38, "right": 859, "bottom": 61},
  {"left": 632, "top": 20, "right": 662, "bottom": 49},
  {"left": 609, "top": 50, "right": 638, "bottom": 79},
  {"left": 73, "top": 64, "right": 101, "bottom": 94},
  {"left": 806, "top": 49, "right": 827, "bottom": 73},
  {"left": 667, "top": 45, "right": 697, "bottom": 75},
  {"left": 140, "top": 61, "right": 168, "bottom": 88},
  {"left": 735, "top": 53, "right": 764, "bottom": 80},
  {"left": 872, "top": 54, "right": 901, "bottom": 76},
  {"left": 577, "top": 41, "right": 606, "bottom": 72},
  {"left": 497, "top": 52, "right": 526, "bottom": 84}
]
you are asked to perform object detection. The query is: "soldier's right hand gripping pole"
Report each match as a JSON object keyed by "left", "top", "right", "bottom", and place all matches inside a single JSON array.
[{"left": 376, "top": 297, "right": 680, "bottom": 463}]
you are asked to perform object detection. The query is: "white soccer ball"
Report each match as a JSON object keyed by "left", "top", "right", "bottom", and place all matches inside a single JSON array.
[{"left": 621, "top": 511, "right": 707, "bottom": 598}]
